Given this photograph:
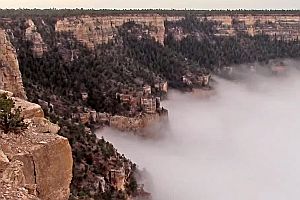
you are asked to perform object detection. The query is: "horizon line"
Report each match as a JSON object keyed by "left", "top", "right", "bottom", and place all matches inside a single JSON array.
[{"left": 1, "top": 8, "right": 300, "bottom": 11}]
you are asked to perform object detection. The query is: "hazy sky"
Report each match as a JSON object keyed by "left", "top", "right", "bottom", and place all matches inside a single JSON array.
[{"left": 1, "top": 0, "right": 300, "bottom": 9}]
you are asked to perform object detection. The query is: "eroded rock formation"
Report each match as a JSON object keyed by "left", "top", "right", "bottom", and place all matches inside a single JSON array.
[
  {"left": 205, "top": 14, "right": 300, "bottom": 39},
  {"left": 0, "top": 29, "right": 26, "bottom": 99},
  {"left": 25, "top": 19, "right": 47, "bottom": 57},
  {"left": 0, "top": 92, "right": 73, "bottom": 200},
  {"left": 55, "top": 15, "right": 166, "bottom": 48},
  {"left": 109, "top": 112, "right": 168, "bottom": 136}
]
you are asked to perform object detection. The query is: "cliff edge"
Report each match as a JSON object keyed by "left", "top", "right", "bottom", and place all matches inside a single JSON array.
[
  {"left": 0, "top": 92, "right": 73, "bottom": 200},
  {"left": 55, "top": 15, "right": 166, "bottom": 48}
]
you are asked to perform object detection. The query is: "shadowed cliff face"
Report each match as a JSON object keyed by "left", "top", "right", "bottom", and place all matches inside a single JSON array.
[
  {"left": 98, "top": 62, "right": 300, "bottom": 200},
  {"left": 25, "top": 19, "right": 47, "bottom": 57},
  {"left": 55, "top": 15, "right": 167, "bottom": 48}
]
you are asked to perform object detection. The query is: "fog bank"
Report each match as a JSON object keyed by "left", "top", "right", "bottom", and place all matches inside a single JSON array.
[{"left": 97, "top": 66, "right": 300, "bottom": 200}]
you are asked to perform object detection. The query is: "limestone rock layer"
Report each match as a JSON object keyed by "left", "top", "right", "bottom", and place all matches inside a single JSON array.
[{"left": 55, "top": 15, "right": 167, "bottom": 48}]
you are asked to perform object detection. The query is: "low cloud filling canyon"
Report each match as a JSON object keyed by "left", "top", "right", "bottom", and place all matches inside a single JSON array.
[{"left": 97, "top": 61, "right": 300, "bottom": 200}]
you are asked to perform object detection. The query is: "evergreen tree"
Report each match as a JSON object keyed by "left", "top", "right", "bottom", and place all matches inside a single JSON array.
[{"left": 0, "top": 93, "right": 27, "bottom": 134}]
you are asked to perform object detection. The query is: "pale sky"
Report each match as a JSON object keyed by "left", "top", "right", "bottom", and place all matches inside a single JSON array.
[{"left": 0, "top": 0, "right": 299, "bottom": 9}]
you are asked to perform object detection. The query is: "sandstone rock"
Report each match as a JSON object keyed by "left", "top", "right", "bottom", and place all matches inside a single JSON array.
[
  {"left": 204, "top": 14, "right": 300, "bottom": 40},
  {"left": 0, "top": 180, "right": 40, "bottom": 200},
  {"left": 0, "top": 29, "right": 27, "bottom": 99},
  {"left": 0, "top": 90, "right": 13, "bottom": 97},
  {"left": 0, "top": 149, "right": 10, "bottom": 174},
  {"left": 110, "top": 113, "right": 167, "bottom": 135},
  {"left": 110, "top": 168, "right": 126, "bottom": 191},
  {"left": 25, "top": 19, "right": 47, "bottom": 57},
  {"left": 0, "top": 153, "right": 38, "bottom": 200},
  {"left": 1, "top": 160, "right": 26, "bottom": 186},
  {"left": 0, "top": 96, "right": 73, "bottom": 200},
  {"left": 28, "top": 117, "right": 60, "bottom": 134},
  {"left": 55, "top": 15, "right": 167, "bottom": 49},
  {"left": 0, "top": 149, "right": 9, "bottom": 164},
  {"left": 13, "top": 97, "right": 44, "bottom": 119}
]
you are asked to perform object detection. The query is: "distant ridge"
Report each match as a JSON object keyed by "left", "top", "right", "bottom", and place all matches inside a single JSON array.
[{"left": 1, "top": 8, "right": 300, "bottom": 17}]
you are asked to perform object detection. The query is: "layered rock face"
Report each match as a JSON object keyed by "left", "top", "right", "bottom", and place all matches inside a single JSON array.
[
  {"left": 109, "top": 112, "right": 168, "bottom": 136},
  {"left": 55, "top": 15, "right": 166, "bottom": 49},
  {"left": 166, "top": 14, "right": 300, "bottom": 41},
  {"left": 0, "top": 29, "right": 26, "bottom": 99},
  {"left": 205, "top": 14, "right": 300, "bottom": 39},
  {"left": 25, "top": 19, "right": 47, "bottom": 57},
  {"left": 0, "top": 92, "right": 73, "bottom": 200},
  {"left": 206, "top": 14, "right": 300, "bottom": 26}
]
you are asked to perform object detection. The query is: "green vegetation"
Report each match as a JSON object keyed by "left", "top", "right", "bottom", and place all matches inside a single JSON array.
[
  {"left": 47, "top": 112, "right": 138, "bottom": 200},
  {"left": 0, "top": 93, "right": 27, "bottom": 134}
]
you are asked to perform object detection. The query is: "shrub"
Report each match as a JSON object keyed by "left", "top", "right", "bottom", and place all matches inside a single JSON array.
[{"left": 0, "top": 93, "right": 27, "bottom": 134}]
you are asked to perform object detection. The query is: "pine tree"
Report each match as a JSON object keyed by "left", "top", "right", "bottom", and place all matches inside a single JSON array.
[{"left": 0, "top": 93, "right": 27, "bottom": 134}]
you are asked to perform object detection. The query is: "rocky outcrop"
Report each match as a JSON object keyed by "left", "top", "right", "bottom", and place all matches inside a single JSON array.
[
  {"left": 0, "top": 92, "right": 73, "bottom": 200},
  {"left": 204, "top": 14, "right": 300, "bottom": 39},
  {"left": 110, "top": 112, "right": 168, "bottom": 135},
  {"left": 0, "top": 157, "right": 39, "bottom": 200},
  {"left": 0, "top": 29, "right": 26, "bottom": 99},
  {"left": 55, "top": 15, "right": 166, "bottom": 48},
  {"left": 25, "top": 19, "right": 47, "bottom": 57}
]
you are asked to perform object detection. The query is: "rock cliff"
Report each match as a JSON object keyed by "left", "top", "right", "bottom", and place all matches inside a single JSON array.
[
  {"left": 109, "top": 112, "right": 168, "bottom": 136},
  {"left": 204, "top": 14, "right": 300, "bottom": 39},
  {"left": 25, "top": 19, "right": 47, "bottom": 57},
  {"left": 0, "top": 92, "right": 73, "bottom": 200},
  {"left": 55, "top": 15, "right": 166, "bottom": 48},
  {"left": 0, "top": 29, "right": 26, "bottom": 99}
]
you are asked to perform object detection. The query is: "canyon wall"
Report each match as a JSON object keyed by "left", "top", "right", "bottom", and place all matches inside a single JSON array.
[
  {"left": 205, "top": 14, "right": 300, "bottom": 39},
  {"left": 0, "top": 92, "right": 73, "bottom": 200},
  {"left": 25, "top": 19, "right": 47, "bottom": 57},
  {"left": 0, "top": 29, "right": 26, "bottom": 99},
  {"left": 55, "top": 14, "right": 300, "bottom": 50},
  {"left": 206, "top": 14, "right": 300, "bottom": 26},
  {"left": 55, "top": 15, "right": 167, "bottom": 48},
  {"left": 109, "top": 112, "right": 168, "bottom": 136}
]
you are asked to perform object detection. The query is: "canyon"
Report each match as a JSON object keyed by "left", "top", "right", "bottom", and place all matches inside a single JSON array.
[
  {"left": 54, "top": 13, "right": 300, "bottom": 50},
  {"left": 1, "top": 10, "right": 300, "bottom": 200},
  {"left": 99, "top": 68, "right": 300, "bottom": 200}
]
